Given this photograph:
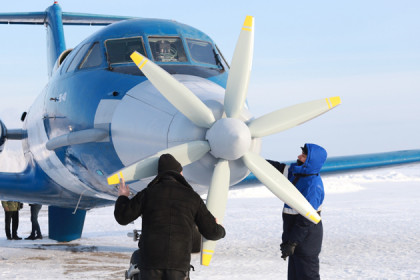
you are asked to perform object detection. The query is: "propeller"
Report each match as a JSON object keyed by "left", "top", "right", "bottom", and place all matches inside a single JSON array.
[{"left": 108, "top": 15, "right": 340, "bottom": 266}]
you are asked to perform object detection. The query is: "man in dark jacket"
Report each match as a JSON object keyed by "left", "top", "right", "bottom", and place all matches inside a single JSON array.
[
  {"left": 114, "top": 153, "right": 226, "bottom": 280},
  {"left": 268, "top": 143, "right": 327, "bottom": 280}
]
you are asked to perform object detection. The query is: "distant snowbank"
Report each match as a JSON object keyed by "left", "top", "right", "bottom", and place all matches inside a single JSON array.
[
  {"left": 227, "top": 180, "right": 364, "bottom": 198},
  {"left": 324, "top": 165, "right": 420, "bottom": 194},
  {"left": 228, "top": 163, "right": 420, "bottom": 198}
]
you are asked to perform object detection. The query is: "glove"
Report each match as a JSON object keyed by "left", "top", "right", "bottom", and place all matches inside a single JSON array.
[{"left": 280, "top": 241, "right": 297, "bottom": 260}]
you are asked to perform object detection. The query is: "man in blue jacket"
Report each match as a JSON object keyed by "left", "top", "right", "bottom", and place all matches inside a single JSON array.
[{"left": 268, "top": 143, "right": 327, "bottom": 280}]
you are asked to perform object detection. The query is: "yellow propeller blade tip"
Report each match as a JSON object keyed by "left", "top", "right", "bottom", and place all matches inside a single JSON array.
[
  {"left": 310, "top": 215, "right": 321, "bottom": 224},
  {"left": 244, "top": 15, "right": 254, "bottom": 27},
  {"left": 330, "top": 96, "right": 341, "bottom": 107},
  {"left": 325, "top": 96, "right": 341, "bottom": 109},
  {"left": 130, "top": 51, "right": 145, "bottom": 66},
  {"left": 107, "top": 174, "right": 120, "bottom": 185},
  {"left": 306, "top": 211, "right": 321, "bottom": 223},
  {"left": 201, "top": 254, "right": 213, "bottom": 266}
]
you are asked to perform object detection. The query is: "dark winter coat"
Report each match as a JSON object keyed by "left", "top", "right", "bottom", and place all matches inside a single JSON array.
[{"left": 114, "top": 171, "right": 226, "bottom": 271}]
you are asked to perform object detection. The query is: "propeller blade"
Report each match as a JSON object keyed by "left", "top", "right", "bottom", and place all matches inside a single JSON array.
[
  {"left": 201, "top": 159, "right": 230, "bottom": 266},
  {"left": 130, "top": 51, "right": 216, "bottom": 128},
  {"left": 248, "top": 97, "right": 341, "bottom": 138},
  {"left": 107, "top": 141, "right": 210, "bottom": 185},
  {"left": 242, "top": 152, "right": 321, "bottom": 224},
  {"left": 224, "top": 15, "right": 254, "bottom": 119}
]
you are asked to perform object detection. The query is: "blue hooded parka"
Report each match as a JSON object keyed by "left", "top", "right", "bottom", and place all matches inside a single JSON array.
[{"left": 285, "top": 143, "right": 327, "bottom": 212}]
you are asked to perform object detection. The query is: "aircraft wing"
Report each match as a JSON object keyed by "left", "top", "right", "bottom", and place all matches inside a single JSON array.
[
  {"left": 0, "top": 11, "right": 133, "bottom": 26},
  {"left": 239, "top": 149, "right": 420, "bottom": 184},
  {"left": 61, "top": 12, "right": 135, "bottom": 25},
  {"left": 321, "top": 149, "right": 420, "bottom": 174},
  {"left": 0, "top": 12, "right": 46, "bottom": 24}
]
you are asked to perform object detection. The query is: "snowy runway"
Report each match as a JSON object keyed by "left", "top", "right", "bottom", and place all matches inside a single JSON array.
[{"left": 1, "top": 164, "right": 419, "bottom": 279}]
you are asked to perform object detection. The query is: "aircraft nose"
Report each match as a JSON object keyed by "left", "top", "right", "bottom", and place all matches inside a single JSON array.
[
  {"left": 110, "top": 75, "right": 259, "bottom": 187},
  {"left": 110, "top": 79, "right": 178, "bottom": 167},
  {"left": 109, "top": 76, "right": 222, "bottom": 165}
]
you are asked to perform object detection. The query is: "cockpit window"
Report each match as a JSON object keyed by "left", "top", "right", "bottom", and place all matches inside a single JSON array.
[
  {"left": 149, "top": 37, "right": 187, "bottom": 62},
  {"left": 216, "top": 45, "right": 230, "bottom": 69},
  {"left": 186, "top": 39, "right": 217, "bottom": 66},
  {"left": 66, "top": 43, "right": 90, "bottom": 72},
  {"left": 79, "top": 42, "right": 102, "bottom": 69},
  {"left": 105, "top": 37, "right": 146, "bottom": 65}
]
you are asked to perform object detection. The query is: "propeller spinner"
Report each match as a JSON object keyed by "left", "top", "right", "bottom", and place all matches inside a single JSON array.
[{"left": 107, "top": 15, "right": 340, "bottom": 266}]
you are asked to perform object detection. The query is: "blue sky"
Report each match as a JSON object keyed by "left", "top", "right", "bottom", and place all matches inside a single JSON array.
[{"left": 1, "top": 0, "right": 419, "bottom": 160}]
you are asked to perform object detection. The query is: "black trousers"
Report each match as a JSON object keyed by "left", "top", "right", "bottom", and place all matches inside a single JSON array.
[
  {"left": 283, "top": 213, "right": 323, "bottom": 280},
  {"left": 30, "top": 204, "right": 42, "bottom": 236},
  {"left": 4, "top": 211, "right": 19, "bottom": 238},
  {"left": 140, "top": 269, "right": 189, "bottom": 280},
  {"left": 288, "top": 254, "right": 320, "bottom": 280}
]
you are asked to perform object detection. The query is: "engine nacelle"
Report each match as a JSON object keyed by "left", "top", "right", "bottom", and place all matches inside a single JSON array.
[{"left": 0, "top": 119, "right": 6, "bottom": 153}]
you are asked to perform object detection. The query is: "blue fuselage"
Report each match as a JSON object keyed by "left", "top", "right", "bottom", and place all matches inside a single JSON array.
[{"left": 21, "top": 18, "right": 233, "bottom": 209}]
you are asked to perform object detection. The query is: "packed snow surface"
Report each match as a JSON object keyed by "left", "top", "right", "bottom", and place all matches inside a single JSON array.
[{"left": 0, "top": 164, "right": 419, "bottom": 279}]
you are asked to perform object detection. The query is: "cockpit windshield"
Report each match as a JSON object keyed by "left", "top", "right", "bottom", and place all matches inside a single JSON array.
[
  {"left": 103, "top": 34, "right": 226, "bottom": 78},
  {"left": 105, "top": 37, "right": 146, "bottom": 65},
  {"left": 149, "top": 37, "right": 187, "bottom": 63}
]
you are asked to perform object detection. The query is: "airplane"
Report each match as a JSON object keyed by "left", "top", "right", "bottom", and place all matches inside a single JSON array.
[{"left": 1, "top": 2, "right": 420, "bottom": 267}]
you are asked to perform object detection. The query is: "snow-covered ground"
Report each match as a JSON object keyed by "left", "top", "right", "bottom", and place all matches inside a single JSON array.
[{"left": 0, "top": 164, "right": 419, "bottom": 279}]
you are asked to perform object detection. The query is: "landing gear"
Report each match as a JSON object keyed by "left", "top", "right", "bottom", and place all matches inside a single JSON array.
[
  {"left": 125, "top": 230, "right": 141, "bottom": 280},
  {"left": 124, "top": 227, "right": 201, "bottom": 279},
  {"left": 125, "top": 249, "right": 140, "bottom": 280}
]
